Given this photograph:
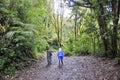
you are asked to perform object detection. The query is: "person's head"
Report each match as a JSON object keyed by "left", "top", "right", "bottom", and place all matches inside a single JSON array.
[{"left": 59, "top": 48, "right": 62, "bottom": 51}]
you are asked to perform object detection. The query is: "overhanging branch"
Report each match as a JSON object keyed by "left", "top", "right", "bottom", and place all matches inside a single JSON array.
[{"left": 69, "top": 0, "right": 93, "bottom": 8}]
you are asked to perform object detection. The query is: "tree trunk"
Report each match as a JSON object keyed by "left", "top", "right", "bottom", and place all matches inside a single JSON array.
[
  {"left": 74, "top": 10, "right": 77, "bottom": 40},
  {"left": 97, "top": 0, "right": 110, "bottom": 57},
  {"left": 93, "top": 32, "right": 95, "bottom": 54},
  {"left": 111, "top": 0, "right": 120, "bottom": 58},
  {"left": 60, "top": 15, "right": 63, "bottom": 47},
  {"left": 56, "top": 15, "right": 60, "bottom": 47}
]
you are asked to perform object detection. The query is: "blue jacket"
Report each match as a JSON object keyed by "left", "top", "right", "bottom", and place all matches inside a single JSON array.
[{"left": 57, "top": 51, "right": 64, "bottom": 57}]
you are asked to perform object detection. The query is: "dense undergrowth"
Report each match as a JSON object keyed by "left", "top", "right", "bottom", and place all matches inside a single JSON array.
[{"left": 0, "top": 0, "right": 47, "bottom": 74}]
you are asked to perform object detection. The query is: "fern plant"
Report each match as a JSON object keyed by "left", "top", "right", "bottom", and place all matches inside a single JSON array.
[{"left": 0, "top": 21, "right": 41, "bottom": 74}]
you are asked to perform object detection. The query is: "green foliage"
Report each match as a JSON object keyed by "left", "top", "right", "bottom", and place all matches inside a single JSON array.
[
  {"left": 0, "top": 23, "right": 40, "bottom": 74},
  {"left": 0, "top": 58, "right": 5, "bottom": 70},
  {"left": 0, "top": 0, "right": 48, "bottom": 74},
  {"left": 63, "top": 43, "right": 74, "bottom": 56},
  {"left": 63, "top": 34, "right": 92, "bottom": 56},
  {"left": 47, "top": 38, "right": 59, "bottom": 49}
]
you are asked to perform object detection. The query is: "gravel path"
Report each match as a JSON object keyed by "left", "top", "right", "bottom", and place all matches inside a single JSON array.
[{"left": 14, "top": 53, "right": 120, "bottom": 80}]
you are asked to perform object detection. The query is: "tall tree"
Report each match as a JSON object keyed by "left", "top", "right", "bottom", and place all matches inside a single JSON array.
[
  {"left": 51, "top": 0, "right": 65, "bottom": 47},
  {"left": 96, "top": 0, "right": 110, "bottom": 57},
  {"left": 111, "top": 0, "right": 120, "bottom": 58},
  {"left": 66, "top": 0, "right": 120, "bottom": 58}
]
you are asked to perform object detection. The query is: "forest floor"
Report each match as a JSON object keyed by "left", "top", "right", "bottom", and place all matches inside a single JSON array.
[{"left": 3, "top": 53, "right": 120, "bottom": 80}]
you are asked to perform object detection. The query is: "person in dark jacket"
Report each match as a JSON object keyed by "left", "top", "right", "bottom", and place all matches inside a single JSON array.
[
  {"left": 46, "top": 46, "right": 52, "bottom": 65},
  {"left": 57, "top": 48, "right": 64, "bottom": 66}
]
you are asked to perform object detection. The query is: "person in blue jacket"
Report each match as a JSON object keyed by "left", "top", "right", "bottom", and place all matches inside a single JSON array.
[{"left": 57, "top": 48, "right": 64, "bottom": 66}]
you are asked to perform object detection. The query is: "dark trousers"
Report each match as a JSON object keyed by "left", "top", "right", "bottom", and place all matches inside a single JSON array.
[
  {"left": 58, "top": 56, "right": 63, "bottom": 66},
  {"left": 59, "top": 60, "right": 63, "bottom": 66},
  {"left": 47, "top": 54, "right": 52, "bottom": 65}
]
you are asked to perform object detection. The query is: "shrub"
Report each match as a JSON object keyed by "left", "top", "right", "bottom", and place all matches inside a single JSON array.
[{"left": 0, "top": 23, "right": 40, "bottom": 74}]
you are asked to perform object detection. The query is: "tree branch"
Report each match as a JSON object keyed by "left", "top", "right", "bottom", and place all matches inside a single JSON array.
[{"left": 69, "top": 0, "right": 93, "bottom": 8}]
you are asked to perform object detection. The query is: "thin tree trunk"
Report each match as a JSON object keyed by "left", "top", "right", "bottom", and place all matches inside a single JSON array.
[
  {"left": 60, "top": 15, "right": 63, "bottom": 47},
  {"left": 74, "top": 10, "right": 77, "bottom": 40},
  {"left": 57, "top": 14, "right": 60, "bottom": 47},
  {"left": 93, "top": 32, "right": 95, "bottom": 54}
]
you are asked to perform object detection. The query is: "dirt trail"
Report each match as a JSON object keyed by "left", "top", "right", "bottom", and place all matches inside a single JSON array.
[{"left": 14, "top": 53, "right": 120, "bottom": 80}]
